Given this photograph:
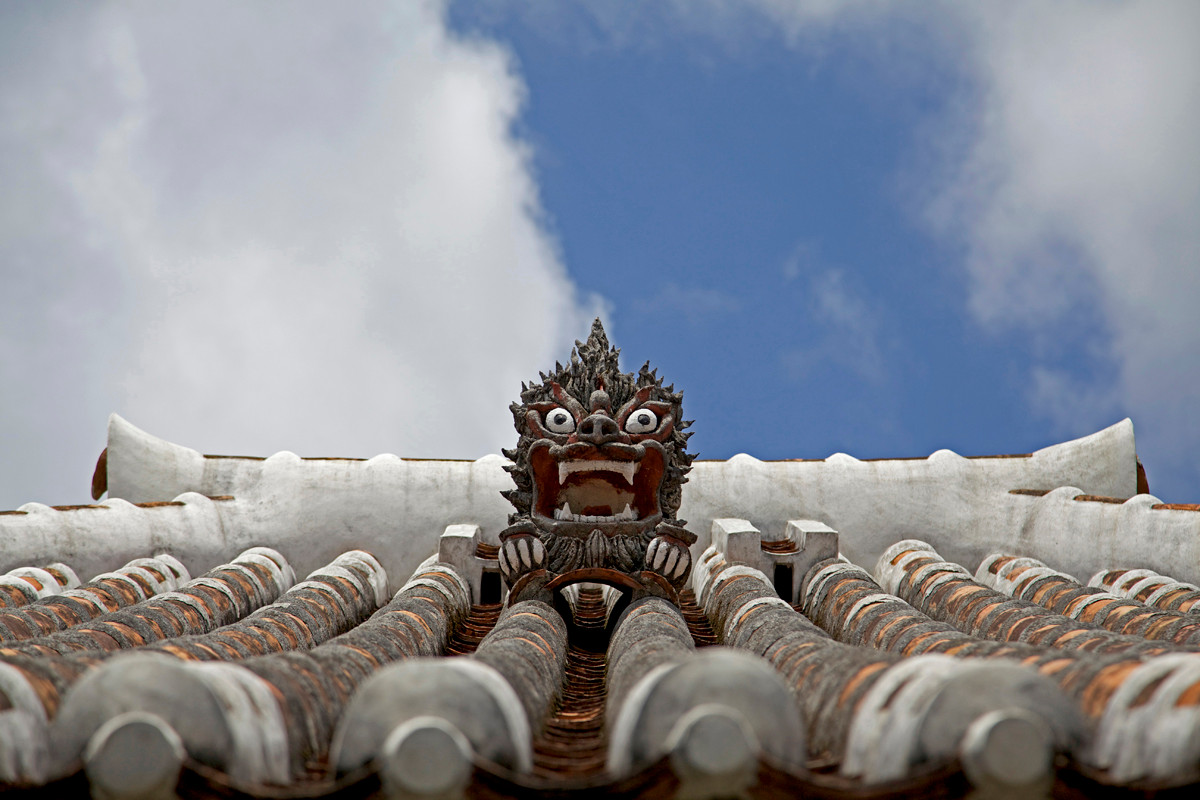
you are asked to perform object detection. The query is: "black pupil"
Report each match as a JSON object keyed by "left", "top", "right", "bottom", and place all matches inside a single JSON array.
[
  {"left": 638, "top": 414, "right": 649, "bottom": 425},
  {"left": 553, "top": 413, "right": 565, "bottom": 424}
]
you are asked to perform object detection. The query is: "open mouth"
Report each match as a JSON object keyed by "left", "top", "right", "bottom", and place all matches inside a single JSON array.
[{"left": 530, "top": 442, "right": 665, "bottom": 531}]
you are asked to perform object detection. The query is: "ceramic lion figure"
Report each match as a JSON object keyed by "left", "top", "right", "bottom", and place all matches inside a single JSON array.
[{"left": 499, "top": 319, "right": 696, "bottom": 602}]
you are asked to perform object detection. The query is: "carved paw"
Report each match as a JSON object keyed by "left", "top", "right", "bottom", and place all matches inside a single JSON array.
[
  {"left": 645, "top": 534, "right": 691, "bottom": 585},
  {"left": 499, "top": 534, "right": 546, "bottom": 582},
  {"left": 582, "top": 529, "right": 610, "bottom": 569}
]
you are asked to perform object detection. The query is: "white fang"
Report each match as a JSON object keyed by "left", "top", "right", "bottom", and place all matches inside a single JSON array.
[{"left": 557, "top": 460, "right": 639, "bottom": 485}]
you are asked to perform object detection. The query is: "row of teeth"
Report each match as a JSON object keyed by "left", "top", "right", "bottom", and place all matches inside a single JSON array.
[
  {"left": 553, "top": 503, "right": 636, "bottom": 522},
  {"left": 558, "top": 460, "right": 638, "bottom": 485}
]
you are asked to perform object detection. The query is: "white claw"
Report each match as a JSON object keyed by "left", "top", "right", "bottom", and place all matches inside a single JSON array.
[
  {"left": 673, "top": 552, "right": 689, "bottom": 579},
  {"left": 517, "top": 538, "right": 531, "bottom": 567},
  {"left": 663, "top": 548, "right": 679, "bottom": 576},
  {"left": 652, "top": 544, "right": 667, "bottom": 570},
  {"left": 499, "top": 545, "right": 512, "bottom": 576}
]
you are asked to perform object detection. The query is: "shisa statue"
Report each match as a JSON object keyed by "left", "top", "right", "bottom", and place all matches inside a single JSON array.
[{"left": 499, "top": 319, "right": 696, "bottom": 603}]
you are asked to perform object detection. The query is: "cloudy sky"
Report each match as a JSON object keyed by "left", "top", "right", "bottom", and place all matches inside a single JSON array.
[{"left": 2, "top": 1, "right": 1197, "bottom": 508}]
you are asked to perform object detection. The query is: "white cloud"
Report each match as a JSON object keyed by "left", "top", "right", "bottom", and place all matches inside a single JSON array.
[
  {"left": 926, "top": 1, "right": 1200, "bottom": 497},
  {"left": 767, "top": 0, "right": 1200, "bottom": 497},
  {"left": 632, "top": 282, "right": 742, "bottom": 327},
  {"left": 506, "top": 0, "right": 1200, "bottom": 497},
  {"left": 5, "top": 1, "right": 1197, "bottom": 506},
  {"left": 781, "top": 240, "right": 819, "bottom": 282},
  {"left": 463, "top": 0, "right": 940, "bottom": 65},
  {"left": 781, "top": 267, "right": 887, "bottom": 385},
  {"left": 0, "top": 1, "right": 597, "bottom": 507}
]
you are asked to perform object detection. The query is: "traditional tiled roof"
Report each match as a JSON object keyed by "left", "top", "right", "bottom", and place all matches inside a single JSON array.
[{"left": 2, "top": 418, "right": 1200, "bottom": 797}]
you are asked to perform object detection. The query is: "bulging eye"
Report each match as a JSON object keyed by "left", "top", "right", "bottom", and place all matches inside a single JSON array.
[
  {"left": 544, "top": 408, "right": 576, "bottom": 434},
  {"left": 625, "top": 409, "right": 658, "bottom": 434}
]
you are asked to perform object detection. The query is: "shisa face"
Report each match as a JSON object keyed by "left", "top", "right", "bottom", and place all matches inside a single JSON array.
[
  {"left": 525, "top": 386, "right": 674, "bottom": 536},
  {"left": 502, "top": 319, "right": 693, "bottom": 577}
]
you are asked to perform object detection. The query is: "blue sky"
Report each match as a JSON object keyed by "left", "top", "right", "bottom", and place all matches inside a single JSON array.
[
  {"left": 450, "top": 8, "right": 1024, "bottom": 461},
  {"left": 1, "top": 1, "right": 1197, "bottom": 507}
]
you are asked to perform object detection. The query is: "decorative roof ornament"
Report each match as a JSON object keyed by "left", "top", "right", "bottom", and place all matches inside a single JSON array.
[{"left": 499, "top": 318, "right": 696, "bottom": 604}]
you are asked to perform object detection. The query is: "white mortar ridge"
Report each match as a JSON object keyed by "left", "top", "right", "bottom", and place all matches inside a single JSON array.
[
  {"left": 0, "top": 710, "right": 49, "bottom": 785},
  {"left": 842, "top": 655, "right": 961, "bottom": 781},
  {"left": 89, "top": 572, "right": 151, "bottom": 602},
  {"left": 46, "top": 563, "right": 82, "bottom": 589},
  {"left": 122, "top": 559, "right": 179, "bottom": 593},
  {"left": 1010, "top": 567, "right": 1074, "bottom": 600},
  {"left": 1122, "top": 576, "right": 1171, "bottom": 603},
  {"left": 236, "top": 547, "right": 293, "bottom": 587},
  {"left": 804, "top": 561, "right": 871, "bottom": 611},
  {"left": 235, "top": 553, "right": 292, "bottom": 596},
  {"left": 439, "top": 660, "right": 534, "bottom": 774},
  {"left": 0, "top": 663, "right": 48, "bottom": 724},
  {"left": 0, "top": 577, "right": 41, "bottom": 603},
  {"left": 1091, "top": 654, "right": 1200, "bottom": 782},
  {"left": 606, "top": 662, "right": 676, "bottom": 776},
  {"left": 285, "top": 580, "right": 345, "bottom": 602},
  {"left": 189, "top": 662, "right": 291, "bottom": 786},
  {"left": 1065, "top": 594, "right": 1122, "bottom": 619},
  {"left": 150, "top": 553, "right": 191, "bottom": 584},
  {"left": 1145, "top": 581, "right": 1200, "bottom": 608},
  {"left": 975, "top": 555, "right": 1048, "bottom": 592},
  {"left": 9, "top": 415, "right": 1200, "bottom": 590},
  {"left": 156, "top": 592, "right": 216, "bottom": 627},
  {"left": 315, "top": 551, "right": 389, "bottom": 607},
  {"left": 5, "top": 568, "right": 60, "bottom": 599},
  {"left": 188, "top": 577, "right": 241, "bottom": 611},
  {"left": 1092, "top": 569, "right": 1158, "bottom": 592},
  {"left": 725, "top": 596, "right": 793, "bottom": 642}
]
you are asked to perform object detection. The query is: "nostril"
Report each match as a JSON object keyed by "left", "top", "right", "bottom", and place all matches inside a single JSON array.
[{"left": 579, "top": 414, "right": 619, "bottom": 440}]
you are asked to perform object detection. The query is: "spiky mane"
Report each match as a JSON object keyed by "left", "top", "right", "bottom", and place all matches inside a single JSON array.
[{"left": 502, "top": 319, "right": 694, "bottom": 523}]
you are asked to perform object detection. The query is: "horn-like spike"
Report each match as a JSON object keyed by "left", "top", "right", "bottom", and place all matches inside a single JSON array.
[{"left": 586, "top": 317, "right": 609, "bottom": 350}]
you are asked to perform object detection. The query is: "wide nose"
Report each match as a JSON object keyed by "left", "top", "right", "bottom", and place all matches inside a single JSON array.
[{"left": 576, "top": 413, "right": 620, "bottom": 444}]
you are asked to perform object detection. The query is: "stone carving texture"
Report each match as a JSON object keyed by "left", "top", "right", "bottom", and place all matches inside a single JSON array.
[{"left": 499, "top": 319, "right": 696, "bottom": 600}]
